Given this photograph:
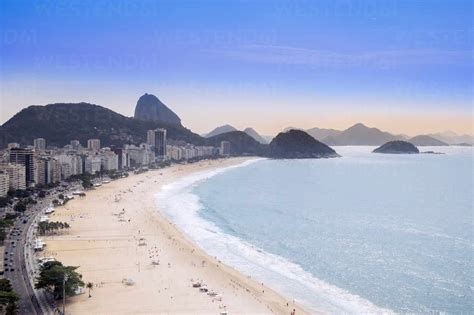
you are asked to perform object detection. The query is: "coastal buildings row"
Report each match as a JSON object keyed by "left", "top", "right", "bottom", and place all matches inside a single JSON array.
[{"left": 0, "top": 130, "right": 230, "bottom": 197}]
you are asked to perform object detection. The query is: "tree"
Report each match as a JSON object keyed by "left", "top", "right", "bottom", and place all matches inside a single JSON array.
[
  {"left": 13, "top": 202, "right": 26, "bottom": 212},
  {"left": 0, "top": 196, "right": 11, "bottom": 207},
  {"left": 0, "top": 279, "right": 19, "bottom": 315},
  {"left": 58, "top": 194, "right": 64, "bottom": 200},
  {"left": 38, "top": 191, "right": 46, "bottom": 198},
  {"left": 38, "top": 221, "right": 70, "bottom": 236},
  {"left": 0, "top": 279, "right": 12, "bottom": 292},
  {"left": 35, "top": 261, "right": 84, "bottom": 299},
  {"left": 86, "top": 282, "right": 93, "bottom": 298},
  {"left": 82, "top": 179, "right": 92, "bottom": 189}
]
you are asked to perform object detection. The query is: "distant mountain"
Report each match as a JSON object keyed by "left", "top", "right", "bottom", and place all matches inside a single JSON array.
[
  {"left": 428, "top": 131, "right": 473, "bottom": 145},
  {"left": 262, "top": 135, "right": 274, "bottom": 143},
  {"left": 322, "top": 123, "right": 399, "bottom": 146},
  {"left": 373, "top": 141, "right": 419, "bottom": 154},
  {"left": 305, "top": 127, "right": 342, "bottom": 142},
  {"left": 409, "top": 135, "right": 449, "bottom": 146},
  {"left": 244, "top": 128, "right": 269, "bottom": 144},
  {"left": 205, "top": 125, "right": 238, "bottom": 138},
  {"left": 268, "top": 129, "right": 339, "bottom": 159},
  {"left": 0, "top": 102, "right": 203, "bottom": 148},
  {"left": 134, "top": 93, "right": 182, "bottom": 127},
  {"left": 205, "top": 131, "right": 265, "bottom": 155}
]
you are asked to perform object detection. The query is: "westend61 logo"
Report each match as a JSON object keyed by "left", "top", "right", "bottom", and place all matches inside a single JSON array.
[
  {"left": 33, "top": 0, "right": 165, "bottom": 17},
  {"left": 1, "top": 29, "right": 37, "bottom": 45},
  {"left": 273, "top": 0, "right": 399, "bottom": 18}
]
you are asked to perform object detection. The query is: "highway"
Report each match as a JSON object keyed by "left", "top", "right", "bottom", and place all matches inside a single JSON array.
[{"left": 4, "top": 199, "right": 53, "bottom": 315}]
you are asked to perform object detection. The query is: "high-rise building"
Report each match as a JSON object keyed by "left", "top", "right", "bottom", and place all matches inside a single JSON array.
[
  {"left": 34, "top": 158, "right": 47, "bottom": 186},
  {"left": 124, "top": 144, "right": 154, "bottom": 167},
  {"left": 87, "top": 139, "right": 101, "bottom": 151},
  {"left": 146, "top": 130, "right": 156, "bottom": 146},
  {"left": 112, "top": 148, "right": 129, "bottom": 170},
  {"left": 34, "top": 138, "right": 46, "bottom": 151},
  {"left": 35, "top": 157, "right": 61, "bottom": 185},
  {"left": 84, "top": 156, "right": 102, "bottom": 174},
  {"left": 70, "top": 140, "right": 81, "bottom": 150},
  {"left": 56, "top": 154, "right": 83, "bottom": 176},
  {"left": 153, "top": 129, "right": 167, "bottom": 160},
  {"left": 9, "top": 148, "right": 35, "bottom": 186},
  {"left": 0, "top": 171, "right": 9, "bottom": 197},
  {"left": 0, "top": 163, "right": 26, "bottom": 191},
  {"left": 61, "top": 163, "right": 72, "bottom": 179},
  {"left": 220, "top": 141, "right": 231, "bottom": 156},
  {"left": 100, "top": 151, "right": 119, "bottom": 171}
]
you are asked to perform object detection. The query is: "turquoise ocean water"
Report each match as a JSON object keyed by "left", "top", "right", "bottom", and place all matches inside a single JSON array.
[{"left": 157, "top": 146, "right": 473, "bottom": 313}]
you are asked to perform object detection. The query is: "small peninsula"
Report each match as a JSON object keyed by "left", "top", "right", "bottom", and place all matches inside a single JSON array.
[
  {"left": 373, "top": 141, "right": 419, "bottom": 154},
  {"left": 268, "top": 129, "right": 339, "bottom": 159}
]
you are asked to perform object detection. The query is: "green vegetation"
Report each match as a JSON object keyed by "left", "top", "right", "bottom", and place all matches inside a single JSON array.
[
  {"left": 206, "top": 130, "right": 266, "bottom": 155},
  {"left": 0, "top": 196, "right": 12, "bottom": 208},
  {"left": 0, "top": 216, "right": 16, "bottom": 243},
  {"left": 13, "top": 202, "right": 26, "bottom": 213},
  {"left": 0, "top": 279, "right": 19, "bottom": 315},
  {"left": 268, "top": 129, "right": 338, "bottom": 159},
  {"left": 0, "top": 102, "right": 204, "bottom": 148},
  {"left": 12, "top": 195, "right": 37, "bottom": 213},
  {"left": 7, "top": 189, "right": 30, "bottom": 199},
  {"left": 67, "top": 173, "right": 94, "bottom": 189},
  {"left": 38, "top": 221, "right": 70, "bottom": 236},
  {"left": 35, "top": 261, "right": 84, "bottom": 299}
]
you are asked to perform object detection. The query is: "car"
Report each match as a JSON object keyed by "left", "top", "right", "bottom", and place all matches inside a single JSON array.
[
  {"left": 10, "top": 268, "right": 14, "bottom": 272},
  {"left": 4, "top": 258, "right": 7, "bottom": 261},
  {"left": 4, "top": 264, "right": 7, "bottom": 267}
]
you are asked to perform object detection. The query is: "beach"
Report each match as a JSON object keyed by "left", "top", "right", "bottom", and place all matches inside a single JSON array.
[{"left": 43, "top": 157, "right": 309, "bottom": 315}]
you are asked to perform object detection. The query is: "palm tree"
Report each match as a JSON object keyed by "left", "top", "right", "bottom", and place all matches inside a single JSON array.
[{"left": 86, "top": 282, "right": 93, "bottom": 298}]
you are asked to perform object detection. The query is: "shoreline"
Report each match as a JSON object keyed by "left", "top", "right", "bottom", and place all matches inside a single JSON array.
[{"left": 43, "top": 157, "right": 311, "bottom": 314}]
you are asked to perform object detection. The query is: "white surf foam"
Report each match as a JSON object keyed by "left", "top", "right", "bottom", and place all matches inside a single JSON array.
[{"left": 156, "top": 159, "right": 394, "bottom": 314}]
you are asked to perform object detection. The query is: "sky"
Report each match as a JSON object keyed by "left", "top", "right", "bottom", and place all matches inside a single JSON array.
[{"left": 0, "top": 0, "right": 472, "bottom": 136}]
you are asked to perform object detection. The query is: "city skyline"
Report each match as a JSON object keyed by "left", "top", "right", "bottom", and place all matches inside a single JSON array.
[{"left": 1, "top": 0, "right": 472, "bottom": 136}]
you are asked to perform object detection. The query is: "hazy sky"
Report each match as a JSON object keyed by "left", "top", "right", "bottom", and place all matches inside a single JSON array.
[{"left": 1, "top": 0, "right": 472, "bottom": 136}]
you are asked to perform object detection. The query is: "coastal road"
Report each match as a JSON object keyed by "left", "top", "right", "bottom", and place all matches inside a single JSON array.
[{"left": 5, "top": 199, "right": 52, "bottom": 315}]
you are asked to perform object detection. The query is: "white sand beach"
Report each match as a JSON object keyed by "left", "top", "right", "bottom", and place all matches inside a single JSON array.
[{"left": 43, "top": 157, "right": 310, "bottom": 315}]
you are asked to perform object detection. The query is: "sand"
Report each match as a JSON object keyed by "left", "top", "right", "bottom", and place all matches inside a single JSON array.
[{"left": 43, "top": 157, "right": 310, "bottom": 315}]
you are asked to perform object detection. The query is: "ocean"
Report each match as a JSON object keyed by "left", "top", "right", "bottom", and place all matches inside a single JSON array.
[{"left": 157, "top": 146, "right": 473, "bottom": 314}]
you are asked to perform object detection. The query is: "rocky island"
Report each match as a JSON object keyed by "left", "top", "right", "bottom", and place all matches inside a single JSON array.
[
  {"left": 268, "top": 129, "right": 339, "bottom": 159},
  {"left": 373, "top": 141, "right": 419, "bottom": 154}
]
